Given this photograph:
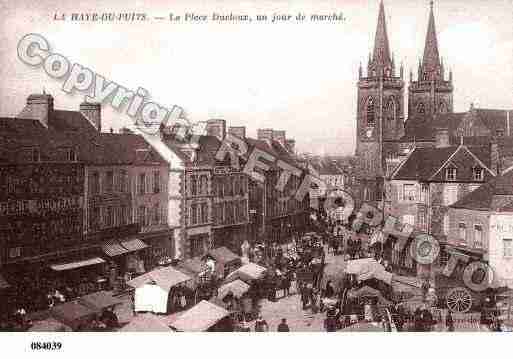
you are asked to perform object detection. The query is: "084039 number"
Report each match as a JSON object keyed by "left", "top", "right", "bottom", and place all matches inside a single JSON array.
[{"left": 30, "top": 342, "right": 62, "bottom": 350}]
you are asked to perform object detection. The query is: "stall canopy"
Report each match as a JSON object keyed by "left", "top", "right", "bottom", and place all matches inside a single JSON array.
[
  {"left": 0, "top": 273, "right": 10, "bottom": 289},
  {"left": 347, "top": 286, "right": 393, "bottom": 306},
  {"left": 121, "top": 238, "right": 148, "bottom": 252},
  {"left": 225, "top": 263, "right": 267, "bottom": 284},
  {"left": 170, "top": 300, "right": 229, "bottom": 332},
  {"left": 120, "top": 313, "right": 172, "bottom": 332},
  {"left": 345, "top": 258, "right": 392, "bottom": 284},
  {"left": 218, "top": 279, "right": 250, "bottom": 300},
  {"left": 79, "top": 291, "right": 122, "bottom": 311},
  {"left": 50, "top": 301, "right": 99, "bottom": 329},
  {"left": 127, "top": 266, "right": 191, "bottom": 292},
  {"left": 102, "top": 240, "right": 129, "bottom": 257},
  {"left": 207, "top": 247, "right": 241, "bottom": 265},
  {"left": 50, "top": 257, "right": 105, "bottom": 271}
]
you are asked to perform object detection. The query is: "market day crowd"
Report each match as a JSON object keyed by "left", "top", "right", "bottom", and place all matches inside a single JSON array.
[{"left": 0, "top": 213, "right": 508, "bottom": 332}]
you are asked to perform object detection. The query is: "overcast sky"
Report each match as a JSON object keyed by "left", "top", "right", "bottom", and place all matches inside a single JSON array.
[{"left": 0, "top": 0, "right": 511, "bottom": 155}]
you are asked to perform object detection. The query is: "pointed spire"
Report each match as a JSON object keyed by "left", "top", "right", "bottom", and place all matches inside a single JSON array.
[
  {"left": 372, "top": 1, "right": 392, "bottom": 67},
  {"left": 422, "top": 1, "right": 441, "bottom": 71}
]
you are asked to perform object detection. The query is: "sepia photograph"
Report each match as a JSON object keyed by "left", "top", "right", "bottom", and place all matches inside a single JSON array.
[{"left": 0, "top": 0, "right": 512, "bottom": 356}]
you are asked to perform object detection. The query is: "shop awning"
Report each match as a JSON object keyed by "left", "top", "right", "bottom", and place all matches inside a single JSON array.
[
  {"left": 121, "top": 238, "right": 148, "bottom": 252},
  {"left": 225, "top": 263, "right": 267, "bottom": 283},
  {"left": 218, "top": 279, "right": 250, "bottom": 299},
  {"left": 170, "top": 300, "right": 229, "bottom": 332},
  {"left": 0, "top": 273, "right": 11, "bottom": 289},
  {"left": 102, "top": 240, "right": 129, "bottom": 257},
  {"left": 50, "top": 257, "right": 105, "bottom": 271}
]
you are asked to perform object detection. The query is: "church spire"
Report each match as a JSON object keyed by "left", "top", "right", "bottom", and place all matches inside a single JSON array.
[
  {"left": 422, "top": 1, "right": 441, "bottom": 72},
  {"left": 372, "top": 1, "right": 392, "bottom": 68}
]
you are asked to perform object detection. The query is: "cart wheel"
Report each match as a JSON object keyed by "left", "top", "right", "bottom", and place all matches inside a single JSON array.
[{"left": 446, "top": 287, "right": 472, "bottom": 313}]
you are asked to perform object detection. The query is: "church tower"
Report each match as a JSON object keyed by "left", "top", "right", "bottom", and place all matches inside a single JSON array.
[
  {"left": 407, "top": 1, "right": 453, "bottom": 124},
  {"left": 356, "top": 0, "right": 405, "bottom": 178}
]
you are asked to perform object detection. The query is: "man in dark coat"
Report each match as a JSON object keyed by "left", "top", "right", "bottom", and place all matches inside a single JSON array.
[{"left": 277, "top": 318, "right": 290, "bottom": 332}]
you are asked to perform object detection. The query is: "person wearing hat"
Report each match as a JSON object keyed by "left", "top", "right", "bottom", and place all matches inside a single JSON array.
[
  {"left": 254, "top": 315, "right": 269, "bottom": 332},
  {"left": 277, "top": 318, "right": 290, "bottom": 332}
]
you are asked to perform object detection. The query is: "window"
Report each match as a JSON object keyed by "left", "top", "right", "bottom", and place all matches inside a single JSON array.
[
  {"left": 496, "top": 130, "right": 505, "bottom": 137},
  {"left": 119, "top": 170, "right": 127, "bottom": 192},
  {"left": 439, "top": 102, "right": 446, "bottom": 114},
  {"left": 9, "top": 247, "right": 21, "bottom": 258},
  {"left": 444, "top": 185, "right": 458, "bottom": 206},
  {"left": 472, "top": 167, "right": 484, "bottom": 181},
  {"left": 403, "top": 184, "right": 416, "bottom": 201},
  {"left": 199, "top": 175, "right": 208, "bottom": 195},
  {"left": 105, "top": 171, "right": 114, "bottom": 193},
  {"left": 363, "top": 187, "right": 370, "bottom": 201},
  {"left": 201, "top": 203, "right": 208, "bottom": 223},
  {"left": 402, "top": 215, "right": 415, "bottom": 226},
  {"left": 504, "top": 239, "right": 513, "bottom": 258},
  {"left": 152, "top": 203, "right": 160, "bottom": 224},
  {"left": 104, "top": 206, "right": 114, "bottom": 227},
  {"left": 32, "top": 148, "right": 40, "bottom": 162},
  {"left": 190, "top": 236, "right": 204, "bottom": 258},
  {"left": 138, "top": 173, "right": 146, "bottom": 195},
  {"left": 418, "top": 210, "right": 426, "bottom": 230},
  {"left": 446, "top": 168, "right": 457, "bottom": 181},
  {"left": 366, "top": 98, "right": 375, "bottom": 126},
  {"left": 91, "top": 172, "right": 100, "bottom": 195},
  {"left": 417, "top": 102, "right": 425, "bottom": 114},
  {"left": 67, "top": 148, "right": 77, "bottom": 161},
  {"left": 190, "top": 204, "right": 198, "bottom": 225},
  {"left": 90, "top": 206, "right": 101, "bottom": 231},
  {"left": 153, "top": 171, "right": 160, "bottom": 193},
  {"left": 138, "top": 205, "right": 147, "bottom": 227},
  {"left": 120, "top": 205, "right": 129, "bottom": 225},
  {"left": 420, "top": 183, "right": 429, "bottom": 203},
  {"left": 191, "top": 175, "right": 198, "bottom": 196},
  {"left": 469, "top": 184, "right": 480, "bottom": 193},
  {"left": 474, "top": 225, "right": 483, "bottom": 248},
  {"left": 458, "top": 223, "right": 467, "bottom": 243}
]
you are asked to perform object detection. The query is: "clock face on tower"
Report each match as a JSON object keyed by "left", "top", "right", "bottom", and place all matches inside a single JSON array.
[{"left": 365, "top": 128, "right": 373, "bottom": 138}]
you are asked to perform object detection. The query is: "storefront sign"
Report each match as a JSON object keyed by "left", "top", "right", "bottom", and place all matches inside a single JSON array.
[
  {"left": 214, "top": 166, "right": 241, "bottom": 175},
  {"left": 0, "top": 196, "right": 83, "bottom": 217}
]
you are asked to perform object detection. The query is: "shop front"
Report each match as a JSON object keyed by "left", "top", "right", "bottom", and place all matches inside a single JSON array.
[
  {"left": 212, "top": 225, "right": 248, "bottom": 256},
  {"left": 139, "top": 228, "right": 174, "bottom": 270},
  {"left": 101, "top": 237, "right": 149, "bottom": 283}
]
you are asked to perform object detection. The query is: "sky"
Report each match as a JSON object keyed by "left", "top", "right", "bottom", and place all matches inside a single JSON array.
[{"left": 0, "top": 0, "right": 511, "bottom": 155}]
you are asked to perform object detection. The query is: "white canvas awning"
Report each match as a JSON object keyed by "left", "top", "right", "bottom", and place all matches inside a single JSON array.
[
  {"left": 127, "top": 266, "right": 191, "bottom": 292},
  {"left": 225, "top": 263, "right": 267, "bottom": 283},
  {"left": 218, "top": 279, "right": 250, "bottom": 299},
  {"left": 50, "top": 257, "right": 105, "bottom": 271},
  {"left": 170, "top": 300, "right": 229, "bottom": 332}
]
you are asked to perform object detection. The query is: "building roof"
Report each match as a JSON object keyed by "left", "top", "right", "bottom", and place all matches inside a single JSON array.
[
  {"left": 0, "top": 117, "right": 167, "bottom": 166},
  {"left": 450, "top": 169, "right": 513, "bottom": 211},
  {"left": 392, "top": 145, "right": 492, "bottom": 182},
  {"left": 402, "top": 112, "right": 466, "bottom": 141}
]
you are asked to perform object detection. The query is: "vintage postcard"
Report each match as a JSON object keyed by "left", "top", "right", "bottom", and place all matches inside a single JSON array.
[{"left": 0, "top": 0, "right": 512, "bottom": 353}]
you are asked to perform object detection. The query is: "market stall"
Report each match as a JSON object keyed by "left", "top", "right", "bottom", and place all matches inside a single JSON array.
[
  {"left": 204, "top": 247, "right": 242, "bottom": 278},
  {"left": 224, "top": 263, "right": 267, "bottom": 284},
  {"left": 168, "top": 300, "right": 232, "bottom": 332},
  {"left": 50, "top": 300, "right": 100, "bottom": 331},
  {"left": 128, "top": 267, "right": 192, "bottom": 314},
  {"left": 120, "top": 313, "right": 172, "bottom": 332}
]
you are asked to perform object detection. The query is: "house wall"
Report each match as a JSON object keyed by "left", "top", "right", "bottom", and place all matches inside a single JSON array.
[
  {"left": 489, "top": 213, "right": 513, "bottom": 288},
  {"left": 447, "top": 208, "right": 490, "bottom": 251}
]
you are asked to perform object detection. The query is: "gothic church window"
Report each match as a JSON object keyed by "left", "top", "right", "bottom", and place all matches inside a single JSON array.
[
  {"left": 417, "top": 102, "right": 425, "bottom": 114},
  {"left": 386, "top": 98, "right": 396, "bottom": 122},
  {"left": 366, "top": 98, "right": 375, "bottom": 126}
]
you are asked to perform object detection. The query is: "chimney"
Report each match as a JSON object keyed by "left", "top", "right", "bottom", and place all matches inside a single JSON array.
[
  {"left": 272, "top": 130, "right": 286, "bottom": 145},
  {"left": 18, "top": 93, "right": 54, "bottom": 128},
  {"left": 257, "top": 128, "right": 274, "bottom": 141},
  {"left": 490, "top": 138, "right": 500, "bottom": 175},
  {"left": 285, "top": 139, "right": 296, "bottom": 154},
  {"left": 80, "top": 101, "right": 102, "bottom": 132},
  {"left": 434, "top": 127, "right": 450, "bottom": 148},
  {"left": 206, "top": 119, "right": 226, "bottom": 140},
  {"left": 228, "top": 126, "right": 246, "bottom": 139}
]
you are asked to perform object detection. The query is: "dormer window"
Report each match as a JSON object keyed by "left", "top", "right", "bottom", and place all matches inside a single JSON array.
[
  {"left": 446, "top": 168, "right": 457, "bottom": 181},
  {"left": 472, "top": 167, "right": 484, "bottom": 181},
  {"left": 32, "top": 148, "right": 40, "bottom": 162}
]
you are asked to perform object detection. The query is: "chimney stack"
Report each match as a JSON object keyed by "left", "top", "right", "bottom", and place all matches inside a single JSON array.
[
  {"left": 272, "top": 130, "right": 286, "bottom": 145},
  {"left": 490, "top": 138, "right": 500, "bottom": 175},
  {"left": 257, "top": 128, "right": 274, "bottom": 141},
  {"left": 434, "top": 128, "right": 450, "bottom": 148},
  {"left": 228, "top": 126, "right": 246, "bottom": 139},
  {"left": 18, "top": 93, "right": 54, "bottom": 128},
  {"left": 80, "top": 101, "right": 102, "bottom": 132},
  {"left": 285, "top": 139, "right": 296, "bottom": 155},
  {"left": 206, "top": 119, "right": 226, "bottom": 140}
]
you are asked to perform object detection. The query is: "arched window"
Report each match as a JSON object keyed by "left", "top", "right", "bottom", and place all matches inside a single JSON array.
[
  {"left": 439, "top": 102, "right": 446, "bottom": 113},
  {"left": 366, "top": 98, "right": 375, "bottom": 126},
  {"left": 417, "top": 102, "right": 425, "bottom": 114},
  {"left": 386, "top": 98, "right": 396, "bottom": 121}
]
